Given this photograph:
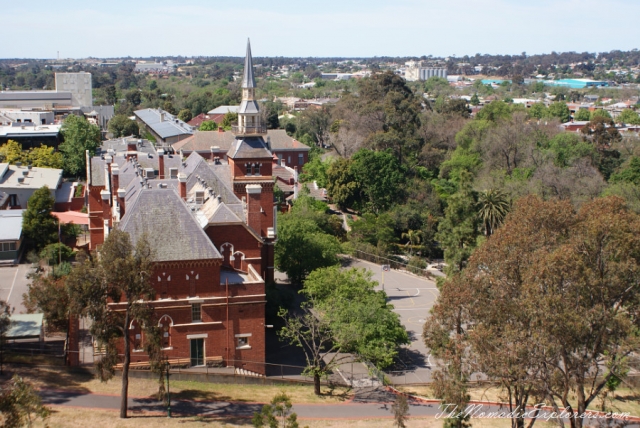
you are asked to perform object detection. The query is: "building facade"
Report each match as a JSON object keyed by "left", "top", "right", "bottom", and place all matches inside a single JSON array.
[{"left": 86, "top": 40, "right": 275, "bottom": 374}]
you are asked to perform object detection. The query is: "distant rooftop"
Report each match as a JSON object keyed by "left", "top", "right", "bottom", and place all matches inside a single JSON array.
[{"left": 0, "top": 163, "right": 63, "bottom": 191}]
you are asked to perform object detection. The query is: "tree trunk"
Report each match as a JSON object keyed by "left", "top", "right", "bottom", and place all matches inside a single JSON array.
[
  {"left": 314, "top": 372, "right": 321, "bottom": 396},
  {"left": 120, "top": 309, "right": 131, "bottom": 419}
]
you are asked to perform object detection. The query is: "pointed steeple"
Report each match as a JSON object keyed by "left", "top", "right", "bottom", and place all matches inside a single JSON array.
[{"left": 242, "top": 39, "right": 256, "bottom": 89}]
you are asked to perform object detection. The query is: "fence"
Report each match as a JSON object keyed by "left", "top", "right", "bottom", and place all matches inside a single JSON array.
[{"left": 352, "top": 250, "right": 433, "bottom": 279}]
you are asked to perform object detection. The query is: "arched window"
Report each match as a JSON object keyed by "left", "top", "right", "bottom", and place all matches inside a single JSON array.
[
  {"left": 158, "top": 315, "right": 173, "bottom": 349},
  {"left": 130, "top": 320, "right": 143, "bottom": 351}
]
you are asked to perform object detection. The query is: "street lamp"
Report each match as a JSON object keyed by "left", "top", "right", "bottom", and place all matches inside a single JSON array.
[{"left": 165, "top": 360, "right": 171, "bottom": 418}]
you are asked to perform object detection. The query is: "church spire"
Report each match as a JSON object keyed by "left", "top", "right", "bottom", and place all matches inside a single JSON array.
[
  {"left": 234, "top": 39, "right": 264, "bottom": 137},
  {"left": 242, "top": 38, "right": 256, "bottom": 89}
]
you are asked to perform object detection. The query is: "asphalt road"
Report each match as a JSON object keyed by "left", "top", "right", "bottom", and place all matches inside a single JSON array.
[
  {"left": 40, "top": 389, "right": 639, "bottom": 426},
  {"left": 345, "top": 259, "right": 440, "bottom": 384},
  {"left": 0, "top": 264, "right": 31, "bottom": 313}
]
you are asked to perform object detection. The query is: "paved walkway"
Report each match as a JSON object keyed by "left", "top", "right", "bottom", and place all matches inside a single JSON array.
[{"left": 40, "top": 388, "right": 640, "bottom": 426}]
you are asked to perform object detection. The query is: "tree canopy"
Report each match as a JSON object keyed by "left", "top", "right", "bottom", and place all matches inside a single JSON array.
[
  {"left": 60, "top": 115, "right": 101, "bottom": 176},
  {"left": 22, "top": 186, "right": 58, "bottom": 251}
]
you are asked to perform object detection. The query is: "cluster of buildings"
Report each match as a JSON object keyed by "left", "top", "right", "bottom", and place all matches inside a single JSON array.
[
  {"left": 73, "top": 41, "right": 305, "bottom": 374},
  {"left": 403, "top": 61, "right": 448, "bottom": 82},
  {"left": 0, "top": 72, "right": 114, "bottom": 148}
]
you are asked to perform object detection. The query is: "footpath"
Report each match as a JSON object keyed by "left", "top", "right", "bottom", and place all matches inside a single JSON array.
[{"left": 40, "top": 387, "right": 640, "bottom": 426}]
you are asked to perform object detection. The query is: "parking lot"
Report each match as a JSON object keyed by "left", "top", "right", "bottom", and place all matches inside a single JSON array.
[
  {"left": 0, "top": 264, "right": 31, "bottom": 313},
  {"left": 346, "top": 258, "right": 440, "bottom": 384}
]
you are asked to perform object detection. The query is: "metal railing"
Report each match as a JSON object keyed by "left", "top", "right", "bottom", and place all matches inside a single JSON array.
[{"left": 231, "top": 124, "right": 266, "bottom": 135}]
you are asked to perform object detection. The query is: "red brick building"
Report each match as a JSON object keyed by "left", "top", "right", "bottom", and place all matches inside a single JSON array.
[{"left": 85, "top": 40, "right": 275, "bottom": 375}]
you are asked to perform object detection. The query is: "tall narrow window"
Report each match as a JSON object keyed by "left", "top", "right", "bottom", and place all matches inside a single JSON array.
[
  {"left": 189, "top": 278, "right": 196, "bottom": 297},
  {"left": 246, "top": 164, "right": 252, "bottom": 175},
  {"left": 298, "top": 154, "right": 304, "bottom": 165},
  {"left": 191, "top": 304, "right": 202, "bottom": 322}
]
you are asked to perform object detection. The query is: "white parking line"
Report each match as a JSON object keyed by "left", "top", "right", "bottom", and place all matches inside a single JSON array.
[{"left": 6, "top": 267, "right": 19, "bottom": 304}]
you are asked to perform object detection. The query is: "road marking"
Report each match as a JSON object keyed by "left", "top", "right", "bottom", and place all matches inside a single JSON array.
[{"left": 6, "top": 267, "right": 19, "bottom": 305}]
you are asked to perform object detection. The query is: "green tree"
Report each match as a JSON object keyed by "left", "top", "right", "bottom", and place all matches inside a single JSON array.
[
  {"left": 278, "top": 306, "right": 344, "bottom": 396},
  {"left": 105, "top": 85, "right": 117, "bottom": 105},
  {"left": 401, "top": 229, "right": 422, "bottom": 255},
  {"left": 617, "top": 108, "right": 640, "bottom": 125},
  {"left": 124, "top": 90, "right": 141, "bottom": 106},
  {"left": 275, "top": 214, "right": 341, "bottom": 284},
  {"left": 24, "top": 268, "right": 70, "bottom": 333},
  {"left": 221, "top": 111, "right": 238, "bottom": 131},
  {"left": 199, "top": 120, "right": 218, "bottom": 131},
  {"left": 22, "top": 186, "right": 58, "bottom": 251},
  {"left": 162, "top": 101, "right": 176, "bottom": 115},
  {"left": 610, "top": 156, "right": 640, "bottom": 185},
  {"left": 303, "top": 267, "right": 408, "bottom": 368},
  {"left": 574, "top": 108, "right": 591, "bottom": 121},
  {"left": 326, "top": 157, "right": 359, "bottom": 210},
  {"left": 252, "top": 392, "right": 299, "bottom": 428},
  {"left": 177, "top": 108, "right": 192, "bottom": 123},
  {"left": 24, "top": 145, "right": 63, "bottom": 169},
  {"left": 350, "top": 149, "right": 406, "bottom": 213},
  {"left": 527, "top": 102, "right": 548, "bottom": 120},
  {"left": 108, "top": 115, "right": 140, "bottom": 138},
  {"left": 476, "top": 188, "right": 510, "bottom": 237},
  {"left": 0, "top": 140, "right": 24, "bottom": 164},
  {"left": 66, "top": 229, "right": 163, "bottom": 419},
  {"left": 0, "top": 376, "right": 50, "bottom": 428},
  {"left": 590, "top": 109, "right": 612, "bottom": 120},
  {"left": 59, "top": 115, "right": 101, "bottom": 176},
  {"left": 547, "top": 101, "right": 571, "bottom": 123},
  {"left": 435, "top": 175, "right": 479, "bottom": 275},
  {"left": 475, "top": 100, "right": 515, "bottom": 122},
  {"left": 469, "top": 93, "right": 480, "bottom": 106}
]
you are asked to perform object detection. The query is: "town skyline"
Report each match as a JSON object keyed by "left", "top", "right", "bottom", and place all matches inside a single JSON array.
[{"left": 4, "top": 0, "right": 640, "bottom": 59}]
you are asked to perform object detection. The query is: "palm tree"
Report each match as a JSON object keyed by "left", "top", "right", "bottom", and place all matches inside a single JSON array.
[
  {"left": 401, "top": 229, "right": 423, "bottom": 255},
  {"left": 477, "top": 189, "right": 510, "bottom": 237}
]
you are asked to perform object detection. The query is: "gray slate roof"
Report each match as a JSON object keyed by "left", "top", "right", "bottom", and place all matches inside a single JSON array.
[
  {"left": 227, "top": 137, "right": 272, "bottom": 160},
  {"left": 173, "top": 129, "right": 309, "bottom": 153},
  {"left": 134, "top": 109, "right": 193, "bottom": 140},
  {"left": 239, "top": 100, "right": 260, "bottom": 114},
  {"left": 241, "top": 39, "right": 256, "bottom": 89},
  {"left": 119, "top": 188, "right": 221, "bottom": 262}
]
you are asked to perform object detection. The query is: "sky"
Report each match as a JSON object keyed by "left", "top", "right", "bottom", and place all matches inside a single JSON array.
[{"left": 4, "top": 0, "right": 640, "bottom": 59}]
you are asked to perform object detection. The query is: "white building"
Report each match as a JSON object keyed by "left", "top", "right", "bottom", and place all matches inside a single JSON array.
[{"left": 404, "top": 61, "right": 447, "bottom": 82}]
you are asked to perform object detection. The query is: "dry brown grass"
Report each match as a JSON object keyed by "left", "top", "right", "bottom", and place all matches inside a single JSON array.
[
  {"left": 397, "top": 384, "right": 640, "bottom": 418},
  {"left": 4, "top": 364, "right": 351, "bottom": 404},
  {"left": 31, "top": 407, "right": 562, "bottom": 428}
]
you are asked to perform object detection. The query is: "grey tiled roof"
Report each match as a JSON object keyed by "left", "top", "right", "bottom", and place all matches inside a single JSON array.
[
  {"left": 185, "top": 153, "right": 240, "bottom": 205},
  {"left": 241, "top": 39, "right": 256, "bottom": 89},
  {"left": 120, "top": 188, "right": 221, "bottom": 262},
  {"left": 239, "top": 100, "right": 259, "bottom": 114},
  {"left": 227, "top": 137, "right": 272, "bottom": 160},
  {"left": 173, "top": 129, "right": 309, "bottom": 153}
]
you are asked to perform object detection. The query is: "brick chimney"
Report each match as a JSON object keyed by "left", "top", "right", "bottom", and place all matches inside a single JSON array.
[
  {"left": 100, "top": 189, "right": 111, "bottom": 227},
  {"left": 218, "top": 126, "right": 223, "bottom": 133},
  {"left": 158, "top": 148, "right": 165, "bottom": 179},
  {"left": 105, "top": 155, "right": 113, "bottom": 176},
  {"left": 178, "top": 173, "right": 187, "bottom": 200},
  {"left": 117, "top": 188, "right": 126, "bottom": 218},
  {"left": 111, "top": 166, "right": 119, "bottom": 199},
  {"left": 246, "top": 184, "right": 262, "bottom": 234}
]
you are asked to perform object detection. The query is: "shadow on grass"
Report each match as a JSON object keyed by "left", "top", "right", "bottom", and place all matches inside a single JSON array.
[
  {"left": 169, "top": 389, "right": 243, "bottom": 403},
  {"left": 2, "top": 364, "right": 94, "bottom": 392},
  {"left": 131, "top": 396, "right": 263, "bottom": 418}
]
